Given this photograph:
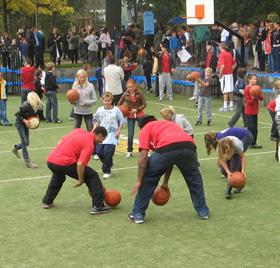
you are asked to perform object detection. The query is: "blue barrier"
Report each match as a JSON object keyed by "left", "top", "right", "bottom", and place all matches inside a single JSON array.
[
  {"left": 0, "top": 67, "right": 21, "bottom": 74},
  {"left": 176, "top": 67, "right": 201, "bottom": 71}
]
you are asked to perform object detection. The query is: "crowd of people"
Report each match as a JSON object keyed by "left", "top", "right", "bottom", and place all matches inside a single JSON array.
[{"left": 1, "top": 20, "right": 280, "bottom": 224}]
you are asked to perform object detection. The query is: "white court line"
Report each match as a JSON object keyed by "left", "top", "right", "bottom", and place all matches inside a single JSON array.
[
  {"left": 0, "top": 150, "right": 275, "bottom": 183},
  {"left": 146, "top": 101, "right": 272, "bottom": 125}
]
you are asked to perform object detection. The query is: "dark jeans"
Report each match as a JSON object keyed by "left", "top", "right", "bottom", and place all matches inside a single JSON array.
[
  {"left": 45, "top": 91, "right": 59, "bottom": 122},
  {"left": 272, "top": 47, "right": 280, "bottom": 72},
  {"left": 21, "top": 88, "right": 32, "bottom": 104},
  {"left": 241, "top": 133, "right": 253, "bottom": 152},
  {"left": 127, "top": 118, "right": 141, "bottom": 152},
  {"left": 97, "top": 78, "right": 104, "bottom": 97},
  {"left": 95, "top": 144, "right": 116, "bottom": 173},
  {"left": 131, "top": 149, "right": 209, "bottom": 221},
  {"left": 228, "top": 95, "right": 246, "bottom": 127},
  {"left": 145, "top": 74, "right": 152, "bottom": 90},
  {"left": 113, "top": 93, "right": 123, "bottom": 106},
  {"left": 42, "top": 162, "right": 105, "bottom": 207},
  {"left": 246, "top": 114, "right": 258, "bottom": 145},
  {"left": 15, "top": 119, "right": 30, "bottom": 160},
  {"left": 73, "top": 113, "right": 93, "bottom": 131},
  {"left": 69, "top": 48, "right": 78, "bottom": 64},
  {"left": 268, "top": 110, "right": 279, "bottom": 139}
]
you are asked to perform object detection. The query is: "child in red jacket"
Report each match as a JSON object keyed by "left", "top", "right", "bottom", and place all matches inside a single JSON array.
[{"left": 244, "top": 74, "right": 264, "bottom": 148}]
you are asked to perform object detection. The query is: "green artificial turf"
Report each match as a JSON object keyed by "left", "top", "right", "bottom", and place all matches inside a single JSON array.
[{"left": 0, "top": 92, "right": 279, "bottom": 268}]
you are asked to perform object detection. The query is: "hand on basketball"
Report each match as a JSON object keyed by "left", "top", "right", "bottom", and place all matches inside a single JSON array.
[
  {"left": 23, "top": 119, "right": 32, "bottom": 128},
  {"left": 74, "top": 180, "right": 84, "bottom": 187},
  {"left": 131, "top": 181, "right": 141, "bottom": 196}
]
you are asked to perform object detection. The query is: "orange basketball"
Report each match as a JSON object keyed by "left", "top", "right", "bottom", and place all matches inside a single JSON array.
[
  {"left": 249, "top": 85, "right": 262, "bottom": 98},
  {"left": 229, "top": 172, "right": 246, "bottom": 188},
  {"left": 66, "top": 89, "right": 80, "bottom": 104},
  {"left": 104, "top": 189, "right": 121, "bottom": 207},
  {"left": 152, "top": 186, "right": 170, "bottom": 206},
  {"left": 189, "top": 71, "right": 201, "bottom": 81},
  {"left": 118, "top": 104, "right": 130, "bottom": 117},
  {"left": 27, "top": 116, "right": 40, "bottom": 129}
]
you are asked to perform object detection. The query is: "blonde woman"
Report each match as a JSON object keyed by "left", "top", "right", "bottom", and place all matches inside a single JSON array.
[
  {"left": 160, "top": 106, "right": 193, "bottom": 137},
  {"left": 217, "top": 137, "right": 246, "bottom": 199},
  {"left": 72, "top": 69, "right": 97, "bottom": 131},
  {"left": 12, "top": 92, "right": 43, "bottom": 168}
]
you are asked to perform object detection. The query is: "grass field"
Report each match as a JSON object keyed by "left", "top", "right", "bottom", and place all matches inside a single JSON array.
[{"left": 0, "top": 92, "right": 279, "bottom": 268}]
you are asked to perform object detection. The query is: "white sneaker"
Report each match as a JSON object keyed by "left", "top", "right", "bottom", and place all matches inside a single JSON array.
[
  {"left": 218, "top": 107, "right": 228, "bottom": 112},
  {"left": 229, "top": 106, "right": 234, "bottom": 111},
  {"left": 147, "top": 152, "right": 151, "bottom": 158},
  {"left": 126, "top": 152, "right": 133, "bottom": 158},
  {"left": 103, "top": 173, "right": 111, "bottom": 179},
  {"left": 93, "top": 154, "right": 99, "bottom": 160},
  {"left": 189, "top": 96, "right": 196, "bottom": 101}
]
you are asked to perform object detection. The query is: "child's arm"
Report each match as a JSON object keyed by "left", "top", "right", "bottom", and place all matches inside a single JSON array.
[
  {"left": 117, "top": 93, "right": 125, "bottom": 106},
  {"left": 74, "top": 161, "right": 85, "bottom": 187},
  {"left": 221, "top": 161, "right": 232, "bottom": 178},
  {"left": 197, "top": 78, "right": 209, "bottom": 87},
  {"left": 240, "top": 153, "right": 246, "bottom": 176}
]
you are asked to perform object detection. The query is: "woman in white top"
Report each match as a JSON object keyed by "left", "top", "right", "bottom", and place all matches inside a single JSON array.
[
  {"left": 72, "top": 69, "right": 97, "bottom": 131},
  {"left": 99, "top": 28, "right": 111, "bottom": 59},
  {"left": 84, "top": 29, "right": 99, "bottom": 66}
]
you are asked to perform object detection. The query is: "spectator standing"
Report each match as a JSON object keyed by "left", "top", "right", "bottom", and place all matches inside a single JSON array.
[
  {"left": 84, "top": 29, "right": 99, "bottom": 66},
  {"left": 68, "top": 31, "right": 79, "bottom": 64},
  {"left": 0, "top": 72, "right": 12, "bottom": 126},
  {"left": 21, "top": 57, "right": 35, "bottom": 103},
  {"left": 47, "top": 28, "right": 62, "bottom": 66}
]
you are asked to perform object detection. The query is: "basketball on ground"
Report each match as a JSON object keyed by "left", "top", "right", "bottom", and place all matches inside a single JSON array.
[
  {"left": 229, "top": 172, "right": 246, "bottom": 188},
  {"left": 249, "top": 85, "right": 262, "bottom": 98},
  {"left": 27, "top": 116, "right": 40, "bottom": 129},
  {"left": 66, "top": 89, "right": 80, "bottom": 104},
  {"left": 118, "top": 104, "right": 130, "bottom": 117},
  {"left": 104, "top": 189, "right": 121, "bottom": 207},
  {"left": 152, "top": 186, "right": 170, "bottom": 206}
]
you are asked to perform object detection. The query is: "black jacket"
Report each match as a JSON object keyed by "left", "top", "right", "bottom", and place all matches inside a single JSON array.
[
  {"left": 15, "top": 102, "right": 37, "bottom": 122},
  {"left": 45, "top": 72, "right": 58, "bottom": 92}
]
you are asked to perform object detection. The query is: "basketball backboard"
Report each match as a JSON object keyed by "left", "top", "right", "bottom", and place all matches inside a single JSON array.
[{"left": 186, "top": 0, "right": 214, "bottom": 25}]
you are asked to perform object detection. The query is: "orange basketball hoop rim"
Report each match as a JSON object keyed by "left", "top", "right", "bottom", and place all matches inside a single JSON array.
[{"left": 184, "top": 4, "right": 205, "bottom": 19}]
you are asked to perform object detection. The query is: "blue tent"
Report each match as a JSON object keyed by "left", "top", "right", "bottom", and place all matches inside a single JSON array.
[{"left": 168, "top": 16, "right": 186, "bottom": 25}]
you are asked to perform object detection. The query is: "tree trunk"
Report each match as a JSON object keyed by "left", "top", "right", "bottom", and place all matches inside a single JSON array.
[{"left": 2, "top": 0, "right": 9, "bottom": 32}]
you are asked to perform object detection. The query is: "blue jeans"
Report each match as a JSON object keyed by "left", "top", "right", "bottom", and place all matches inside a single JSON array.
[
  {"left": 197, "top": 96, "right": 212, "bottom": 122},
  {"left": 127, "top": 118, "right": 141, "bottom": 152},
  {"left": 241, "top": 132, "right": 253, "bottom": 152},
  {"left": 268, "top": 53, "right": 274, "bottom": 72},
  {"left": 21, "top": 88, "right": 32, "bottom": 104},
  {"left": 15, "top": 119, "right": 30, "bottom": 160},
  {"left": 95, "top": 144, "right": 116, "bottom": 173},
  {"left": 73, "top": 113, "right": 93, "bottom": 131},
  {"left": 131, "top": 148, "right": 209, "bottom": 221},
  {"left": 45, "top": 91, "right": 58, "bottom": 122},
  {"left": 272, "top": 47, "right": 280, "bottom": 72},
  {"left": 0, "top": 100, "right": 10, "bottom": 125}
]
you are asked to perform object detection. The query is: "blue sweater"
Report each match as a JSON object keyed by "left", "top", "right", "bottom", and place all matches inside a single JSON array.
[
  {"left": 216, "top": 128, "right": 251, "bottom": 140},
  {"left": 169, "top": 37, "right": 181, "bottom": 51}
]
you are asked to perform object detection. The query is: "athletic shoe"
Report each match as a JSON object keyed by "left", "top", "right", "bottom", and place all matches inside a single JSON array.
[
  {"left": 11, "top": 146, "right": 21, "bottom": 159},
  {"left": 234, "top": 188, "right": 242, "bottom": 194},
  {"left": 103, "top": 173, "right": 111, "bottom": 179},
  {"left": 207, "top": 121, "right": 212, "bottom": 126},
  {"left": 250, "top": 144, "right": 263, "bottom": 149},
  {"left": 195, "top": 121, "right": 201, "bottom": 126},
  {"left": 200, "top": 215, "right": 209, "bottom": 220},
  {"left": 128, "top": 213, "right": 144, "bottom": 224},
  {"left": 25, "top": 159, "right": 38, "bottom": 169},
  {"left": 43, "top": 203, "right": 54, "bottom": 209},
  {"left": 126, "top": 152, "right": 133, "bottom": 158},
  {"left": 90, "top": 205, "right": 111, "bottom": 215},
  {"left": 229, "top": 106, "right": 234, "bottom": 111},
  {"left": 225, "top": 185, "right": 233, "bottom": 199},
  {"left": 93, "top": 154, "right": 100, "bottom": 160},
  {"left": 54, "top": 120, "right": 62, "bottom": 123},
  {"left": 189, "top": 96, "right": 196, "bottom": 100},
  {"left": 219, "top": 107, "right": 228, "bottom": 112},
  {"left": 3, "top": 123, "right": 12, "bottom": 126}
]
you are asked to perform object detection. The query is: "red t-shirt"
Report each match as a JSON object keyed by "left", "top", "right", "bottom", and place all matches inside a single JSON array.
[
  {"left": 244, "top": 85, "right": 264, "bottom": 115},
  {"left": 267, "top": 99, "right": 276, "bottom": 112},
  {"left": 218, "top": 51, "right": 236, "bottom": 75},
  {"left": 205, "top": 53, "right": 211, "bottom": 68},
  {"left": 48, "top": 129, "right": 95, "bottom": 166},
  {"left": 139, "top": 120, "right": 194, "bottom": 151},
  {"left": 21, "top": 66, "right": 35, "bottom": 90},
  {"left": 161, "top": 52, "right": 171, "bottom": 73}
]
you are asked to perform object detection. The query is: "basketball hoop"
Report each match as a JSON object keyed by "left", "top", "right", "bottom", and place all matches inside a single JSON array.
[{"left": 186, "top": 0, "right": 214, "bottom": 25}]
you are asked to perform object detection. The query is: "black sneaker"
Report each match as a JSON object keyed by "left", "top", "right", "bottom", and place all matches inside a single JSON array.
[
  {"left": 90, "top": 205, "right": 111, "bottom": 215},
  {"left": 207, "top": 121, "right": 211, "bottom": 126},
  {"left": 128, "top": 213, "right": 144, "bottom": 224},
  {"left": 43, "top": 203, "right": 54, "bottom": 209},
  {"left": 233, "top": 188, "right": 242, "bottom": 194},
  {"left": 54, "top": 120, "right": 63, "bottom": 123},
  {"left": 250, "top": 144, "right": 263, "bottom": 149},
  {"left": 225, "top": 185, "right": 233, "bottom": 199},
  {"left": 195, "top": 121, "right": 201, "bottom": 126}
]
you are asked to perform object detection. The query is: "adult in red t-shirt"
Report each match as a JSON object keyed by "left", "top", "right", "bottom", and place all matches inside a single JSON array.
[
  {"left": 128, "top": 115, "right": 209, "bottom": 224},
  {"left": 217, "top": 43, "right": 236, "bottom": 112},
  {"left": 21, "top": 57, "right": 35, "bottom": 103},
  {"left": 42, "top": 126, "right": 112, "bottom": 215}
]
